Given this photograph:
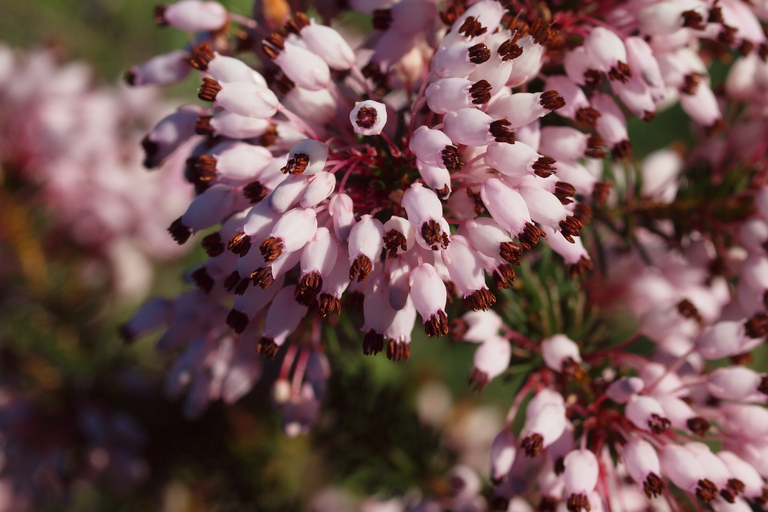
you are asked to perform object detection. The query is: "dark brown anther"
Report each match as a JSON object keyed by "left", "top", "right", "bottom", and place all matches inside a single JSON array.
[
  {"left": 498, "top": 39, "right": 523, "bottom": 61},
  {"left": 228, "top": 232, "right": 252, "bottom": 257},
  {"left": 566, "top": 493, "right": 590, "bottom": 512},
  {"left": 493, "top": 264, "right": 515, "bottom": 289},
  {"left": 223, "top": 270, "right": 241, "bottom": 292},
  {"left": 190, "top": 267, "right": 214, "bottom": 294},
  {"left": 141, "top": 135, "right": 160, "bottom": 169},
  {"left": 682, "top": 73, "right": 701, "bottom": 95},
  {"left": 125, "top": 69, "right": 138, "bottom": 86},
  {"left": 727, "top": 479, "right": 745, "bottom": 496},
  {"left": 436, "top": 185, "right": 451, "bottom": 199},
  {"left": 226, "top": 309, "right": 249, "bottom": 334},
  {"left": 372, "top": 9, "right": 393, "bottom": 30},
  {"left": 540, "top": 90, "right": 565, "bottom": 110},
  {"left": 194, "top": 155, "right": 218, "bottom": 182},
  {"left": 169, "top": 217, "right": 192, "bottom": 244},
  {"left": 677, "top": 299, "right": 702, "bottom": 323},
  {"left": 554, "top": 456, "right": 565, "bottom": 476},
  {"left": 195, "top": 115, "right": 214, "bottom": 136},
  {"left": 234, "top": 278, "right": 250, "bottom": 295},
  {"left": 273, "top": 73, "right": 296, "bottom": 95},
  {"left": 585, "top": 135, "right": 607, "bottom": 159},
  {"left": 256, "top": 337, "right": 279, "bottom": 359},
  {"left": 441, "top": 145, "right": 464, "bottom": 173},
  {"left": 738, "top": 40, "right": 755, "bottom": 56},
  {"left": 583, "top": 69, "right": 603, "bottom": 90},
  {"left": 500, "top": 241, "right": 522, "bottom": 265},
  {"left": 243, "top": 181, "right": 268, "bottom": 203},
  {"left": 458, "top": 16, "right": 487, "bottom": 38},
  {"left": 554, "top": 181, "right": 576, "bottom": 204},
  {"left": 363, "top": 330, "right": 385, "bottom": 355},
  {"left": 575, "top": 107, "right": 601, "bottom": 127},
  {"left": 569, "top": 256, "right": 594, "bottom": 279},
  {"left": 387, "top": 340, "right": 410, "bottom": 361},
  {"left": 425, "top": 310, "right": 449, "bottom": 338},
  {"left": 731, "top": 352, "right": 753, "bottom": 365},
  {"left": 530, "top": 19, "right": 558, "bottom": 46},
  {"left": 439, "top": 5, "right": 463, "bottom": 26},
  {"left": 251, "top": 267, "right": 274, "bottom": 289},
  {"left": 317, "top": 293, "right": 341, "bottom": 317},
  {"left": 285, "top": 11, "right": 310, "bottom": 34},
  {"left": 201, "top": 232, "right": 224, "bottom": 257},
  {"left": 349, "top": 254, "right": 373, "bottom": 282},
  {"left": 696, "top": 479, "right": 718, "bottom": 503},
  {"left": 518, "top": 222, "right": 546, "bottom": 250},
  {"left": 681, "top": 9, "right": 706, "bottom": 30},
  {"left": 592, "top": 181, "right": 613, "bottom": 204},
  {"left": 259, "top": 124, "right": 278, "bottom": 147},
  {"left": 608, "top": 61, "right": 632, "bottom": 83},
  {"left": 260, "top": 236, "right": 283, "bottom": 263},
  {"left": 189, "top": 42, "right": 215, "bottom": 70},
  {"left": 648, "top": 413, "right": 671, "bottom": 434},
  {"left": 533, "top": 157, "right": 557, "bottom": 178},
  {"left": 295, "top": 271, "right": 323, "bottom": 306},
  {"left": 449, "top": 318, "right": 467, "bottom": 341},
  {"left": 198, "top": 77, "right": 222, "bottom": 102},
  {"left": 466, "top": 188, "right": 485, "bottom": 216},
  {"left": 265, "top": 33, "right": 285, "bottom": 50},
  {"left": 383, "top": 229, "right": 407, "bottom": 258},
  {"left": 468, "top": 43, "right": 491, "bottom": 64},
  {"left": 745, "top": 313, "right": 768, "bottom": 338},
  {"left": 758, "top": 376, "right": 768, "bottom": 395},
  {"left": 345, "top": 290, "right": 365, "bottom": 311},
  {"left": 281, "top": 153, "right": 310, "bottom": 174},
  {"left": 463, "top": 288, "right": 496, "bottom": 312},
  {"left": 421, "top": 220, "right": 450, "bottom": 250},
  {"left": 759, "top": 43, "right": 768, "bottom": 62},
  {"left": 643, "top": 473, "right": 666, "bottom": 499},
  {"left": 469, "top": 79, "right": 492, "bottom": 104},
  {"left": 705, "top": 118, "right": 725, "bottom": 136},
  {"left": 489, "top": 119, "right": 514, "bottom": 143},
  {"left": 562, "top": 357, "right": 587, "bottom": 380},
  {"left": 687, "top": 416, "right": 710, "bottom": 435},
  {"left": 573, "top": 204, "right": 592, "bottom": 225},
  {"left": 611, "top": 140, "right": 633, "bottom": 161},
  {"left": 521, "top": 433, "right": 544, "bottom": 457},
  {"left": 154, "top": 5, "right": 169, "bottom": 25},
  {"left": 491, "top": 496, "right": 510, "bottom": 510},
  {"left": 356, "top": 107, "right": 378, "bottom": 129},
  {"left": 261, "top": 44, "right": 278, "bottom": 60},
  {"left": 539, "top": 497, "right": 558, "bottom": 512},
  {"left": 756, "top": 487, "right": 768, "bottom": 507},
  {"left": 559, "top": 216, "right": 583, "bottom": 242},
  {"left": 468, "top": 368, "right": 490, "bottom": 391},
  {"left": 717, "top": 25, "right": 737, "bottom": 45},
  {"left": 708, "top": 5, "right": 723, "bottom": 23},
  {"left": 720, "top": 489, "right": 736, "bottom": 504}
]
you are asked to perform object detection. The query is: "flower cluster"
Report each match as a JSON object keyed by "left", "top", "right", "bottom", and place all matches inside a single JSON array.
[
  {"left": 0, "top": 43, "right": 191, "bottom": 300},
  {"left": 123, "top": 0, "right": 768, "bottom": 510}
]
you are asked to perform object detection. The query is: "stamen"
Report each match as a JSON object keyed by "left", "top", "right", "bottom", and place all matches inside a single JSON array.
[
  {"left": 349, "top": 254, "right": 373, "bottom": 282},
  {"left": 363, "top": 330, "right": 384, "bottom": 355},
  {"left": 521, "top": 433, "right": 544, "bottom": 457},
  {"left": 643, "top": 473, "right": 666, "bottom": 499},
  {"left": 317, "top": 293, "right": 341, "bottom": 317},
  {"left": 190, "top": 267, "right": 214, "bottom": 294},
  {"left": 466, "top": 188, "right": 485, "bottom": 216},
  {"left": 260, "top": 236, "right": 283, "bottom": 263},
  {"left": 738, "top": 40, "right": 754, "bottom": 56},
  {"left": 493, "top": 264, "right": 516, "bottom": 289},
  {"left": 251, "top": 267, "right": 274, "bottom": 289},
  {"left": 575, "top": 107, "right": 601, "bottom": 127},
  {"left": 243, "top": 181, "right": 268, "bottom": 203},
  {"left": 226, "top": 309, "right": 249, "bottom": 334},
  {"left": 539, "top": 90, "right": 565, "bottom": 110},
  {"left": 569, "top": 256, "right": 593, "bottom": 278},
  {"left": 259, "top": 124, "right": 279, "bottom": 147},
  {"left": 498, "top": 39, "right": 523, "bottom": 61},
  {"left": 295, "top": 271, "right": 323, "bottom": 306},
  {"left": 448, "top": 318, "right": 467, "bottom": 341},
  {"left": 539, "top": 497, "right": 558, "bottom": 512},
  {"left": 677, "top": 299, "right": 703, "bottom": 323},
  {"left": 463, "top": 288, "right": 496, "bottom": 311},
  {"left": 281, "top": 153, "right": 310, "bottom": 174},
  {"left": 533, "top": 156, "right": 557, "bottom": 178},
  {"left": 421, "top": 220, "right": 450, "bottom": 250},
  {"left": 284, "top": 12, "right": 310, "bottom": 34},
  {"left": 592, "top": 181, "right": 613, "bottom": 204},
  {"left": 228, "top": 231, "right": 252, "bottom": 256},
  {"left": 468, "top": 43, "right": 491, "bottom": 64},
  {"left": 195, "top": 115, "right": 214, "bottom": 136},
  {"left": 647, "top": 413, "right": 671, "bottom": 434},
  {"left": 468, "top": 368, "right": 489, "bottom": 391},
  {"left": 387, "top": 340, "right": 410, "bottom": 361},
  {"left": 234, "top": 278, "right": 250, "bottom": 295},
  {"left": 194, "top": 155, "right": 218, "bottom": 182},
  {"left": 681, "top": 9, "right": 706, "bottom": 30},
  {"left": 608, "top": 62, "right": 632, "bottom": 82},
  {"left": 372, "top": 9, "right": 393, "bottom": 30},
  {"left": 154, "top": 5, "right": 169, "bottom": 25},
  {"left": 198, "top": 78, "right": 222, "bottom": 102},
  {"left": 425, "top": 310, "right": 449, "bottom": 338},
  {"left": 441, "top": 145, "right": 464, "bottom": 173},
  {"left": 265, "top": 33, "right": 285, "bottom": 50},
  {"left": 708, "top": 5, "right": 723, "bottom": 23},
  {"left": 223, "top": 270, "right": 241, "bottom": 292},
  {"left": 695, "top": 479, "right": 718, "bottom": 503},
  {"left": 682, "top": 73, "right": 701, "bottom": 95},
  {"left": 500, "top": 241, "right": 522, "bottom": 265},
  {"left": 566, "top": 493, "right": 590, "bottom": 512},
  {"left": 201, "top": 232, "right": 225, "bottom": 257},
  {"left": 383, "top": 229, "right": 407, "bottom": 258},
  {"left": 189, "top": 42, "right": 215, "bottom": 70},
  {"left": 518, "top": 222, "right": 546, "bottom": 250},
  {"left": 554, "top": 456, "right": 565, "bottom": 475},
  {"left": 573, "top": 204, "right": 592, "bottom": 225},
  {"left": 530, "top": 19, "right": 558, "bottom": 45},
  {"left": 744, "top": 313, "right": 768, "bottom": 338},
  {"left": 686, "top": 416, "right": 710, "bottom": 435},
  {"left": 356, "top": 107, "right": 378, "bottom": 129},
  {"left": 469, "top": 79, "right": 492, "bottom": 104},
  {"left": 439, "top": 6, "right": 462, "bottom": 26},
  {"left": 554, "top": 181, "right": 576, "bottom": 205},
  {"left": 436, "top": 185, "right": 450, "bottom": 199},
  {"left": 584, "top": 69, "right": 603, "bottom": 90},
  {"left": 611, "top": 140, "right": 633, "bottom": 161},
  {"left": 585, "top": 135, "right": 607, "bottom": 159},
  {"left": 256, "top": 337, "right": 280, "bottom": 359},
  {"left": 489, "top": 119, "right": 515, "bottom": 144},
  {"left": 168, "top": 217, "right": 192, "bottom": 244},
  {"left": 458, "top": 16, "right": 487, "bottom": 38},
  {"left": 274, "top": 74, "right": 295, "bottom": 95}
]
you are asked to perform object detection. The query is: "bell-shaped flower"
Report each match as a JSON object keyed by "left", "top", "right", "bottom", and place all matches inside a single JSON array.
[
  {"left": 289, "top": 13, "right": 355, "bottom": 70},
  {"left": 350, "top": 100, "right": 387, "bottom": 136},
  {"left": 257, "top": 285, "right": 309, "bottom": 358},
  {"left": 198, "top": 78, "right": 279, "bottom": 119},
  {"left": 348, "top": 214, "right": 385, "bottom": 282},
  {"left": 156, "top": 0, "right": 229, "bottom": 31},
  {"left": 262, "top": 35, "right": 330, "bottom": 91},
  {"left": 142, "top": 105, "right": 202, "bottom": 168},
  {"left": 563, "top": 449, "right": 600, "bottom": 512},
  {"left": 125, "top": 50, "right": 191, "bottom": 86},
  {"left": 409, "top": 263, "right": 449, "bottom": 337},
  {"left": 409, "top": 126, "right": 463, "bottom": 173},
  {"left": 541, "top": 334, "right": 582, "bottom": 373},
  {"left": 490, "top": 429, "right": 517, "bottom": 483},
  {"left": 402, "top": 183, "right": 451, "bottom": 251},
  {"left": 282, "top": 139, "right": 329, "bottom": 176},
  {"left": 622, "top": 437, "right": 666, "bottom": 499},
  {"left": 442, "top": 235, "right": 496, "bottom": 311},
  {"left": 468, "top": 335, "right": 511, "bottom": 390},
  {"left": 487, "top": 91, "right": 565, "bottom": 129}
]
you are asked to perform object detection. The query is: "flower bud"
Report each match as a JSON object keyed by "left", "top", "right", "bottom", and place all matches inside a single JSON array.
[
  {"left": 541, "top": 334, "right": 582, "bottom": 372},
  {"left": 125, "top": 50, "right": 191, "bottom": 86},
  {"left": 156, "top": 0, "right": 228, "bottom": 32}
]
